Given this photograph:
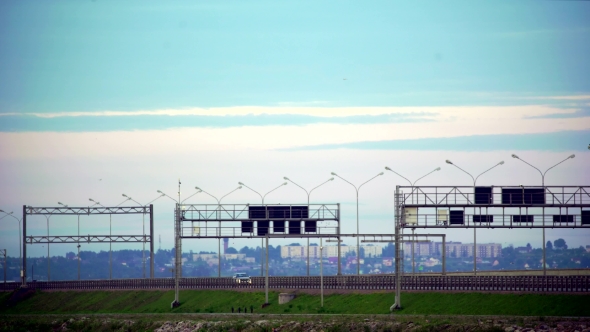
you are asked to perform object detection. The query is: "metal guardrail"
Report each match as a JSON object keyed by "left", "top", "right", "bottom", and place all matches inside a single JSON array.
[{"left": 2, "top": 275, "right": 588, "bottom": 292}]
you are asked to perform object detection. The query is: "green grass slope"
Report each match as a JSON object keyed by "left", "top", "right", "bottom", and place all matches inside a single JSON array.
[{"left": 1, "top": 290, "right": 588, "bottom": 316}]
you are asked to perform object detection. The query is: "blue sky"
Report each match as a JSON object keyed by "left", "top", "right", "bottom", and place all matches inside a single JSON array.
[{"left": 0, "top": 1, "right": 589, "bottom": 258}]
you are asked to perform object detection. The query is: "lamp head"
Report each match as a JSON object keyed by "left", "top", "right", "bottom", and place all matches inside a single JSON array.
[
  {"left": 157, "top": 190, "right": 162, "bottom": 193},
  {"left": 122, "top": 194, "right": 128, "bottom": 197},
  {"left": 238, "top": 182, "right": 244, "bottom": 185},
  {"left": 58, "top": 202, "right": 63, "bottom": 205},
  {"left": 511, "top": 154, "right": 519, "bottom": 159},
  {"left": 331, "top": 172, "right": 337, "bottom": 176},
  {"left": 499, "top": 161, "right": 505, "bottom": 165},
  {"left": 385, "top": 166, "right": 391, "bottom": 171},
  {"left": 282, "top": 182, "right": 288, "bottom": 186},
  {"left": 435, "top": 167, "right": 441, "bottom": 171},
  {"left": 283, "top": 177, "right": 289, "bottom": 180},
  {"left": 237, "top": 186, "right": 242, "bottom": 189},
  {"left": 378, "top": 172, "right": 384, "bottom": 176},
  {"left": 329, "top": 177, "right": 334, "bottom": 181},
  {"left": 445, "top": 160, "right": 453, "bottom": 165},
  {"left": 195, "top": 186, "right": 201, "bottom": 190},
  {"left": 569, "top": 154, "right": 575, "bottom": 159},
  {"left": 89, "top": 198, "right": 94, "bottom": 202}
]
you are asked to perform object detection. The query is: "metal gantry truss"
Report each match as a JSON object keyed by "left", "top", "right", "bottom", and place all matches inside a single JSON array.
[
  {"left": 171, "top": 203, "right": 340, "bottom": 307},
  {"left": 22, "top": 205, "right": 154, "bottom": 287},
  {"left": 397, "top": 186, "right": 590, "bottom": 229}
]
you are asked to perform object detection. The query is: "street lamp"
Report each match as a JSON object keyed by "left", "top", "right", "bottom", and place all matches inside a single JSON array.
[
  {"left": 445, "top": 159, "right": 504, "bottom": 277},
  {"left": 239, "top": 181, "right": 288, "bottom": 278},
  {"left": 0, "top": 210, "right": 22, "bottom": 281},
  {"left": 331, "top": 171, "right": 383, "bottom": 275},
  {"left": 122, "top": 194, "right": 142, "bottom": 206},
  {"left": 195, "top": 186, "right": 242, "bottom": 277},
  {"left": 511, "top": 153, "right": 576, "bottom": 276},
  {"left": 89, "top": 198, "right": 105, "bottom": 207},
  {"left": 284, "top": 176, "right": 334, "bottom": 276}
]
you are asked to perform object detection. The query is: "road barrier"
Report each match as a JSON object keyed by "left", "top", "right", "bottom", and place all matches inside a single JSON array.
[{"left": 1, "top": 275, "right": 588, "bottom": 292}]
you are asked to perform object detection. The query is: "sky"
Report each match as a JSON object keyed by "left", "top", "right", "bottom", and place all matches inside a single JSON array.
[{"left": 0, "top": 1, "right": 589, "bottom": 259}]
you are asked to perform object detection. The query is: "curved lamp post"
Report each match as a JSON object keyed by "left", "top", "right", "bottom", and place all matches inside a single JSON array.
[
  {"left": 239, "top": 181, "right": 287, "bottom": 281},
  {"left": 284, "top": 176, "right": 334, "bottom": 276},
  {"left": 195, "top": 185, "right": 242, "bottom": 277},
  {"left": 445, "top": 159, "right": 504, "bottom": 276},
  {"left": 384, "top": 167, "right": 440, "bottom": 275},
  {"left": 331, "top": 171, "right": 383, "bottom": 275},
  {"left": 511, "top": 153, "right": 576, "bottom": 276}
]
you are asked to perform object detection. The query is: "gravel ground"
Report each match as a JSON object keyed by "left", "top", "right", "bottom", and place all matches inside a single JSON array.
[{"left": 2, "top": 314, "right": 589, "bottom": 332}]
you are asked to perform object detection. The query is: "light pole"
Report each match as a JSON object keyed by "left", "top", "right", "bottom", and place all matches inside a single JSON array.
[
  {"left": 284, "top": 176, "right": 334, "bottom": 276},
  {"left": 445, "top": 159, "right": 504, "bottom": 276},
  {"left": 384, "top": 166, "right": 440, "bottom": 275},
  {"left": 511, "top": 153, "right": 576, "bottom": 276},
  {"left": 331, "top": 171, "right": 383, "bottom": 275},
  {"left": 239, "top": 181, "right": 287, "bottom": 277},
  {"left": 195, "top": 186, "right": 242, "bottom": 277},
  {"left": 320, "top": 238, "right": 324, "bottom": 307}
]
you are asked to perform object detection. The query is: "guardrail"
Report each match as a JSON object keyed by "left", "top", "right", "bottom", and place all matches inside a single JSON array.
[{"left": 1, "top": 275, "right": 588, "bottom": 292}]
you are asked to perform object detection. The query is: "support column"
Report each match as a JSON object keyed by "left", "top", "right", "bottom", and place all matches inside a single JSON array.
[
  {"left": 172, "top": 204, "right": 181, "bottom": 308},
  {"left": 337, "top": 203, "right": 341, "bottom": 276},
  {"left": 474, "top": 227, "right": 477, "bottom": 276},
  {"left": 22, "top": 205, "right": 27, "bottom": 288},
  {"left": 391, "top": 185, "right": 401, "bottom": 311},
  {"left": 442, "top": 235, "right": 446, "bottom": 275},
  {"left": 150, "top": 204, "right": 154, "bottom": 278},
  {"left": 265, "top": 236, "right": 269, "bottom": 304}
]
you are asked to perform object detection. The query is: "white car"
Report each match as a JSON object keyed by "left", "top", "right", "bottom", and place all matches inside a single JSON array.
[{"left": 232, "top": 273, "right": 252, "bottom": 284}]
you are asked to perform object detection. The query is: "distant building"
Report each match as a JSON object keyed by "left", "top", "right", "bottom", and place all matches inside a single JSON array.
[
  {"left": 280, "top": 245, "right": 382, "bottom": 259},
  {"left": 404, "top": 241, "right": 501, "bottom": 258}
]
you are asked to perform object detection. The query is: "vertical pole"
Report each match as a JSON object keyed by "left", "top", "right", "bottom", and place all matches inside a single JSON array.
[
  {"left": 356, "top": 190, "right": 360, "bottom": 275},
  {"left": 542, "top": 178, "right": 546, "bottom": 277},
  {"left": 109, "top": 214, "right": 112, "bottom": 279},
  {"left": 218, "top": 238, "right": 221, "bottom": 277},
  {"left": 392, "top": 185, "right": 401, "bottom": 311},
  {"left": 411, "top": 228, "right": 415, "bottom": 275},
  {"left": 474, "top": 227, "right": 477, "bottom": 276},
  {"left": 265, "top": 236, "right": 269, "bottom": 304},
  {"left": 46, "top": 216, "right": 50, "bottom": 281},
  {"left": 442, "top": 235, "right": 446, "bottom": 275},
  {"left": 77, "top": 215, "right": 80, "bottom": 281},
  {"left": 173, "top": 203, "right": 181, "bottom": 307},
  {"left": 22, "top": 205, "right": 27, "bottom": 287},
  {"left": 320, "top": 238, "right": 324, "bottom": 307},
  {"left": 307, "top": 238, "right": 309, "bottom": 276},
  {"left": 150, "top": 204, "right": 154, "bottom": 279},
  {"left": 260, "top": 238, "right": 263, "bottom": 277},
  {"left": 337, "top": 203, "right": 341, "bottom": 276}
]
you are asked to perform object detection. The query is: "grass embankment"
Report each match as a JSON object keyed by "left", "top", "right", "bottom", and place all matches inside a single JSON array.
[{"left": 1, "top": 290, "right": 589, "bottom": 316}]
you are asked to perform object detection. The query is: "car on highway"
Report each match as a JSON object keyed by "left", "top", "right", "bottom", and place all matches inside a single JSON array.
[{"left": 232, "top": 272, "right": 252, "bottom": 284}]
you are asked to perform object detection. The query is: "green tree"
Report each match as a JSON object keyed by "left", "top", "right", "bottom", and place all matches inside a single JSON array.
[
  {"left": 546, "top": 241, "right": 553, "bottom": 250},
  {"left": 554, "top": 238, "right": 567, "bottom": 250}
]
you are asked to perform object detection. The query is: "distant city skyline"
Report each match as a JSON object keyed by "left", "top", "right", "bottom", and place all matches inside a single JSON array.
[{"left": 1, "top": 1, "right": 589, "bottom": 259}]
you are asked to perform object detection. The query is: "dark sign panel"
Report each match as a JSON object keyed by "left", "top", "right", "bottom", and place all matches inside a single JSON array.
[
  {"left": 553, "top": 215, "right": 573, "bottom": 223},
  {"left": 304, "top": 221, "right": 317, "bottom": 233},
  {"left": 501, "top": 188, "right": 545, "bottom": 204},
  {"left": 258, "top": 221, "right": 269, "bottom": 236},
  {"left": 473, "top": 215, "right": 493, "bottom": 223},
  {"left": 248, "top": 205, "right": 309, "bottom": 219},
  {"left": 474, "top": 187, "right": 493, "bottom": 204},
  {"left": 582, "top": 210, "right": 590, "bottom": 225},
  {"left": 288, "top": 221, "right": 301, "bottom": 234},
  {"left": 273, "top": 221, "right": 285, "bottom": 233},
  {"left": 449, "top": 210, "right": 464, "bottom": 225},
  {"left": 513, "top": 215, "right": 534, "bottom": 223},
  {"left": 241, "top": 221, "right": 253, "bottom": 233}
]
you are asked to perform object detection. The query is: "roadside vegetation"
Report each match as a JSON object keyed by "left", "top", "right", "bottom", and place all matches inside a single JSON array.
[{"left": 1, "top": 289, "right": 588, "bottom": 316}]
